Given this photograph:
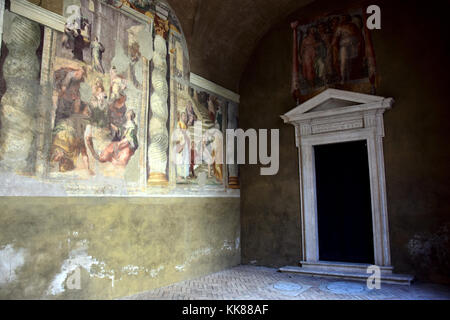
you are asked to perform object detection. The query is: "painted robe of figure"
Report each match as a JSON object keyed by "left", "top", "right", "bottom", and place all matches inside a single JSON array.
[
  {"left": 99, "top": 110, "right": 138, "bottom": 167},
  {"left": 300, "top": 27, "right": 317, "bottom": 85},
  {"left": 91, "top": 37, "right": 105, "bottom": 74},
  {"left": 50, "top": 67, "right": 94, "bottom": 175}
]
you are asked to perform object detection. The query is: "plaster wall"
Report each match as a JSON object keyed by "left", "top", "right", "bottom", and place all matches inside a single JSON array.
[
  {"left": 0, "top": 196, "right": 240, "bottom": 299},
  {"left": 239, "top": 0, "right": 450, "bottom": 284}
]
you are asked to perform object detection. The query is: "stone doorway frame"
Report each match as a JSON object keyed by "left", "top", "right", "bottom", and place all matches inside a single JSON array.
[{"left": 281, "top": 89, "right": 396, "bottom": 276}]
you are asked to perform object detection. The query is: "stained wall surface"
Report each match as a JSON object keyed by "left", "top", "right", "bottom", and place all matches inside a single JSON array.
[{"left": 0, "top": 197, "right": 240, "bottom": 299}]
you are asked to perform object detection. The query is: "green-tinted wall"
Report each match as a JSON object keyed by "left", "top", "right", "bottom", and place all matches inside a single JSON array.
[
  {"left": 0, "top": 197, "right": 240, "bottom": 299},
  {"left": 240, "top": 0, "right": 450, "bottom": 284}
]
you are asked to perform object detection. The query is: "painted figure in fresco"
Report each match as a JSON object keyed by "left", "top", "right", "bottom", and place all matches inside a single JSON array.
[
  {"left": 91, "top": 37, "right": 105, "bottom": 74},
  {"left": 300, "top": 26, "right": 318, "bottom": 86},
  {"left": 72, "top": 28, "right": 86, "bottom": 62},
  {"left": 175, "top": 112, "right": 190, "bottom": 180},
  {"left": 109, "top": 66, "right": 127, "bottom": 102},
  {"left": 52, "top": 66, "right": 86, "bottom": 126},
  {"left": 91, "top": 77, "right": 107, "bottom": 109},
  {"left": 50, "top": 100, "right": 95, "bottom": 175},
  {"left": 202, "top": 135, "right": 213, "bottom": 179},
  {"left": 189, "top": 141, "right": 199, "bottom": 178},
  {"left": 211, "top": 134, "right": 223, "bottom": 182},
  {"left": 328, "top": 16, "right": 341, "bottom": 79},
  {"left": 129, "top": 41, "right": 142, "bottom": 89},
  {"left": 89, "top": 77, "right": 109, "bottom": 128},
  {"left": 99, "top": 110, "right": 138, "bottom": 167},
  {"left": 202, "top": 132, "right": 223, "bottom": 183},
  {"left": 62, "top": 23, "right": 76, "bottom": 50},
  {"left": 215, "top": 102, "right": 223, "bottom": 131},
  {"left": 207, "top": 95, "right": 216, "bottom": 122},
  {"left": 51, "top": 66, "right": 97, "bottom": 175},
  {"left": 316, "top": 22, "right": 333, "bottom": 85},
  {"left": 185, "top": 101, "right": 198, "bottom": 127},
  {"left": 331, "top": 14, "right": 364, "bottom": 83},
  {"left": 108, "top": 93, "right": 128, "bottom": 142}
]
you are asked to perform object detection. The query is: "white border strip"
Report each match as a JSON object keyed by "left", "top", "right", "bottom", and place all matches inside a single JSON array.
[
  {"left": 0, "top": 0, "right": 5, "bottom": 52},
  {"left": 10, "top": 0, "right": 65, "bottom": 32},
  {"left": 190, "top": 72, "right": 240, "bottom": 103}
]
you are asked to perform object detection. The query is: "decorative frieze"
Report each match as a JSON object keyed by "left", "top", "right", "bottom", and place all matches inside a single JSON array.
[{"left": 312, "top": 119, "right": 364, "bottom": 134}]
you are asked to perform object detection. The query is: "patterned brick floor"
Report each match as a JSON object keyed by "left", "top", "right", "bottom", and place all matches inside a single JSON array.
[{"left": 122, "top": 265, "right": 450, "bottom": 300}]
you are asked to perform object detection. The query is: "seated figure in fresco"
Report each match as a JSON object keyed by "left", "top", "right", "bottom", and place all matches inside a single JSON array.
[
  {"left": 99, "top": 110, "right": 138, "bottom": 167},
  {"left": 50, "top": 100, "right": 94, "bottom": 175}
]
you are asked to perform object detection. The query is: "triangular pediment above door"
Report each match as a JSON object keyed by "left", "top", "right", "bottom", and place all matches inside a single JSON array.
[{"left": 281, "top": 89, "right": 388, "bottom": 123}]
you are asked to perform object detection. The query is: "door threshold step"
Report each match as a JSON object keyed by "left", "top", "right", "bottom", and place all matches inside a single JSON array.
[{"left": 278, "top": 266, "right": 414, "bottom": 285}]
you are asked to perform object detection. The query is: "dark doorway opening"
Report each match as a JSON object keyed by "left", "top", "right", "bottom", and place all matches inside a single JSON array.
[{"left": 314, "top": 140, "right": 374, "bottom": 264}]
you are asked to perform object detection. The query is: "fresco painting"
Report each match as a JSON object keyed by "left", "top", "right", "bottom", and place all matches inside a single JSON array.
[
  {"left": 37, "top": 0, "right": 152, "bottom": 187},
  {"left": 173, "top": 87, "right": 226, "bottom": 186},
  {"left": 291, "top": 7, "right": 377, "bottom": 102},
  {"left": 0, "top": 0, "right": 238, "bottom": 195}
]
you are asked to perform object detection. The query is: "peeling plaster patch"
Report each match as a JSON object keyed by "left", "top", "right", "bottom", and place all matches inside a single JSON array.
[
  {"left": 122, "top": 265, "right": 140, "bottom": 276},
  {"left": 175, "top": 247, "right": 213, "bottom": 272},
  {"left": 0, "top": 244, "right": 26, "bottom": 285},
  {"left": 175, "top": 265, "right": 185, "bottom": 272},
  {"left": 149, "top": 265, "right": 164, "bottom": 278},
  {"left": 47, "top": 243, "right": 100, "bottom": 296},
  {"left": 222, "top": 240, "right": 234, "bottom": 251},
  {"left": 235, "top": 237, "right": 240, "bottom": 250}
]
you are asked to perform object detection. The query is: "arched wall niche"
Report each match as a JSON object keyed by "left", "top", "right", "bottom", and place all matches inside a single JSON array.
[{"left": 0, "top": 0, "right": 240, "bottom": 196}]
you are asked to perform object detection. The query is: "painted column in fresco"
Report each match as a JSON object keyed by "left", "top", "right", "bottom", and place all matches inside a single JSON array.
[
  {"left": 167, "top": 29, "right": 178, "bottom": 185},
  {"left": 148, "top": 14, "right": 170, "bottom": 185},
  {"left": 0, "top": 13, "right": 41, "bottom": 173},
  {"left": 35, "top": 27, "right": 57, "bottom": 178},
  {"left": 227, "top": 101, "right": 240, "bottom": 189}
]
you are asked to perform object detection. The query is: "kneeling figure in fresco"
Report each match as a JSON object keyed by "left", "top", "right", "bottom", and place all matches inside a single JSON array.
[{"left": 99, "top": 110, "right": 138, "bottom": 167}]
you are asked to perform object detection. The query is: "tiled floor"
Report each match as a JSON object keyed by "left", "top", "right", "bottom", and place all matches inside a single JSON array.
[{"left": 122, "top": 265, "right": 450, "bottom": 300}]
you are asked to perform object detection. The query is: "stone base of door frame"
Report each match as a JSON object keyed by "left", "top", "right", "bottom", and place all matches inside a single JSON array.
[{"left": 279, "top": 261, "right": 414, "bottom": 285}]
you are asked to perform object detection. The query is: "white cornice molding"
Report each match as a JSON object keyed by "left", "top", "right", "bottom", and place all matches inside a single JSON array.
[
  {"left": 10, "top": 0, "right": 65, "bottom": 32},
  {"left": 0, "top": 0, "right": 5, "bottom": 51},
  {"left": 281, "top": 89, "right": 393, "bottom": 123},
  {"left": 9, "top": 0, "right": 155, "bottom": 33},
  {"left": 190, "top": 73, "right": 240, "bottom": 104}
]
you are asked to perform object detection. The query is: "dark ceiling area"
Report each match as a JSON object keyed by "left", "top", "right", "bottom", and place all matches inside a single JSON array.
[{"left": 166, "top": 0, "right": 314, "bottom": 92}]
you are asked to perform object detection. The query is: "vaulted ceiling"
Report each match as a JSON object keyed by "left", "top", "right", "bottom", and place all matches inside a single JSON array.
[{"left": 166, "top": 0, "right": 314, "bottom": 92}]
